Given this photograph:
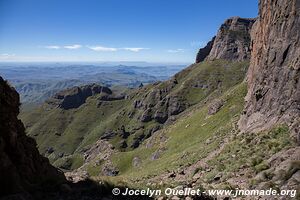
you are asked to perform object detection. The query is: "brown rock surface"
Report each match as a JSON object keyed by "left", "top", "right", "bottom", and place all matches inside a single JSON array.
[
  {"left": 46, "top": 83, "right": 112, "bottom": 109},
  {"left": 207, "top": 99, "right": 224, "bottom": 115},
  {"left": 135, "top": 79, "right": 186, "bottom": 124},
  {"left": 239, "top": 0, "right": 300, "bottom": 132},
  {"left": 206, "top": 17, "right": 256, "bottom": 61},
  {"left": 0, "top": 76, "right": 65, "bottom": 198}
]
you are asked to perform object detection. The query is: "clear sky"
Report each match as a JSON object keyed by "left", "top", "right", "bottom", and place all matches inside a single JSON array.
[{"left": 0, "top": 0, "right": 258, "bottom": 63}]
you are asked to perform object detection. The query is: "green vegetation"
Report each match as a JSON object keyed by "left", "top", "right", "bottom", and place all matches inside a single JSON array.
[
  {"left": 21, "top": 60, "right": 249, "bottom": 170},
  {"left": 204, "top": 125, "right": 293, "bottom": 184},
  {"left": 110, "top": 82, "right": 247, "bottom": 183},
  {"left": 87, "top": 164, "right": 102, "bottom": 177},
  {"left": 19, "top": 58, "right": 298, "bottom": 194},
  {"left": 52, "top": 154, "right": 84, "bottom": 170},
  {"left": 172, "top": 60, "right": 248, "bottom": 105},
  {"left": 254, "top": 162, "right": 270, "bottom": 173}
]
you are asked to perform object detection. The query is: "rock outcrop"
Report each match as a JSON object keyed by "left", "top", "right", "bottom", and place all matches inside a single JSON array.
[
  {"left": 46, "top": 84, "right": 112, "bottom": 109},
  {"left": 195, "top": 37, "right": 215, "bottom": 63},
  {"left": 239, "top": 0, "right": 300, "bottom": 133},
  {"left": 0, "top": 77, "right": 65, "bottom": 198},
  {"left": 207, "top": 99, "right": 224, "bottom": 115},
  {"left": 134, "top": 79, "right": 186, "bottom": 124},
  {"left": 196, "top": 17, "right": 255, "bottom": 63}
]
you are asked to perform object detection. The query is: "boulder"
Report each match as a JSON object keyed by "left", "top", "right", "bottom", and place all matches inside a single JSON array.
[
  {"left": 119, "top": 140, "right": 128, "bottom": 149},
  {"left": 140, "top": 108, "right": 152, "bottom": 122},
  {"left": 132, "top": 157, "right": 141, "bottom": 167},
  {"left": 102, "top": 166, "right": 119, "bottom": 176},
  {"left": 100, "top": 130, "right": 116, "bottom": 140},
  {"left": 208, "top": 99, "right": 224, "bottom": 115},
  {"left": 119, "top": 125, "right": 130, "bottom": 139}
]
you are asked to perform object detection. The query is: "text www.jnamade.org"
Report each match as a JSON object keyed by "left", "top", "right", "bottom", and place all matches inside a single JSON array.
[{"left": 112, "top": 187, "right": 297, "bottom": 198}]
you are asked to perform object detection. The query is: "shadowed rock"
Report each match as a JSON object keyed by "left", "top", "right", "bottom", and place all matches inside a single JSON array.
[
  {"left": 0, "top": 76, "right": 65, "bottom": 198},
  {"left": 46, "top": 83, "right": 112, "bottom": 109},
  {"left": 196, "top": 36, "right": 215, "bottom": 63}
]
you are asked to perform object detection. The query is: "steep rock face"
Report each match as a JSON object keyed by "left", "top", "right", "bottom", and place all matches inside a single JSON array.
[
  {"left": 195, "top": 37, "right": 215, "bottom": 63},
  {"left": 239, "top": 0, "right": 300, "bottom": 133},
  {"left": 0, "top": 77, "right": 65, "bottom": 197},
  {"left": 46, "top": 84, "right": 112, "bottom": 109},
  {"left": 134, "top": 78, "right": 186, "bottom": 124},
  {"left": 206, "top": 17, "right": 256, "bottom": 61}
]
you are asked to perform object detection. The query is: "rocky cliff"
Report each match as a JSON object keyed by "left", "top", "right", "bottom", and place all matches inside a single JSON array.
[
  {"left": 0, "top": 77, "right": 65, "bottom": 198},
  {"left": 196, "top": 17, "right": 255, "bottom": 63},
  {"left": 46, "top": 84, "right": 112, "bottom": 109},
  {"left": 139, "top": 17, "right": 256, "bottom": 124},
  {"left": 195, "top": 37, "right": 215, "bottom": 63},
  {"left": 239, "top": 0, "right": 300, "bottom": 135}
]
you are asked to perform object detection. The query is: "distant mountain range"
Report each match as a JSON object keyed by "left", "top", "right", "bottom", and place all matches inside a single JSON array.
[{"left": 0, "top": 64, "right": 185, "bottom": 105}]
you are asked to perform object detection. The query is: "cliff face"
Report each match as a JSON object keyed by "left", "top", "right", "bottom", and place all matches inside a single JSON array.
[
  {"left": 195, "top": 37, "right": 215, "bottom": 63},
  {"left": 196, "top": 17, "right": 255, "bottom": 63},
  {"left": 0, "top": 77, "right": 65, "bottom": 198},
  {"left": 239, "top": 0, "right": 300, "bottom": 134},
  {"left": 46, "top": 84, "right": 112, "bottom": 109}
]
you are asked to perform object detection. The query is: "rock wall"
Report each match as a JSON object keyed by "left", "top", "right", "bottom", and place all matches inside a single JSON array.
[
  {"left": 195, "top": 37, "right": 215, "bottom": 63},
  {"left": 239, "top": 0, "right": 300, "bottom": 133},
  {"left": 46, "top": 83, "right": 112, "bottom": 109},
  {"left": 0, "top": 77, "right": 65, "bottom": 198},
  {"left": 133, "top": 78, "right": 186, "bottom": 125},
  {"left": 197, "top": 17, "right": 255, "bottom": 62}
]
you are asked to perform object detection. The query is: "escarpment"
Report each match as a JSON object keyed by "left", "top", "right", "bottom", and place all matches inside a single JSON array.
[
  {"left": 195, "top": 36, "right": 215, "bottom": 63},
  {"left": 207, "top": 17, "right": 256, "bottom": 61},
  {"left": 133, "top": 78, "right": 186, "bottom": 124},
  {"left": 239, "top": 0, "right": 300, "bottom": 133},
  {"left": 46, "top": 84, "right": 113, "bottom": 109},
  {"left": 196, "top": 17, "right": 255, "bottom": 63},
  {"left": 0, "top": 76, "right": 65, "bottom": 198},
  {"left": 137, "top": 17, "right": 255, "bottom": 125}
]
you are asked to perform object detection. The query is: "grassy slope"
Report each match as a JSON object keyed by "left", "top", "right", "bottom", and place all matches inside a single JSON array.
[
  {"left": 20, "top": 60, "right": 298, "bottom": 195},
  {"left": 20, "top": 60, "right": 249, "bottom": 169},
  {"left": 109, "top": 82, "right": 247, "bottom": 181},
  {"left": 22, "top": 96, "right": 133, "bottom": 164},
  {"left": 95, "top": 83, "right": 295, "bottom": 193}
]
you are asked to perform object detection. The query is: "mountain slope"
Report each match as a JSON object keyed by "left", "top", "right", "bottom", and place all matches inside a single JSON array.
[
  {"left": 18, "top": 6, "right": 300, "bottom": 199},
  {"left": 21, "top": 60, "right": 249, "bottom": 171},
  {"left": 21, "top": 17, "right": 252, "bottom": 176},
  {"left": 0, "top": 77, "right": 65, "bottom": 198}
]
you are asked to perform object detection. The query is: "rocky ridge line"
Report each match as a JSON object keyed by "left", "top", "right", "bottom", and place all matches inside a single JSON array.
[
  {"left": 46, "top": 84, "right": 114, "bottom": 109},
  {"left": 196, "top": 17, "right": 256, "bottom": 63}
]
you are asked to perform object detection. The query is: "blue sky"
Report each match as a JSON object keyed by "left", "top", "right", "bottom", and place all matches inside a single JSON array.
[{"left": 0, "top": 0, "right": 258, "bottom": 63}]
